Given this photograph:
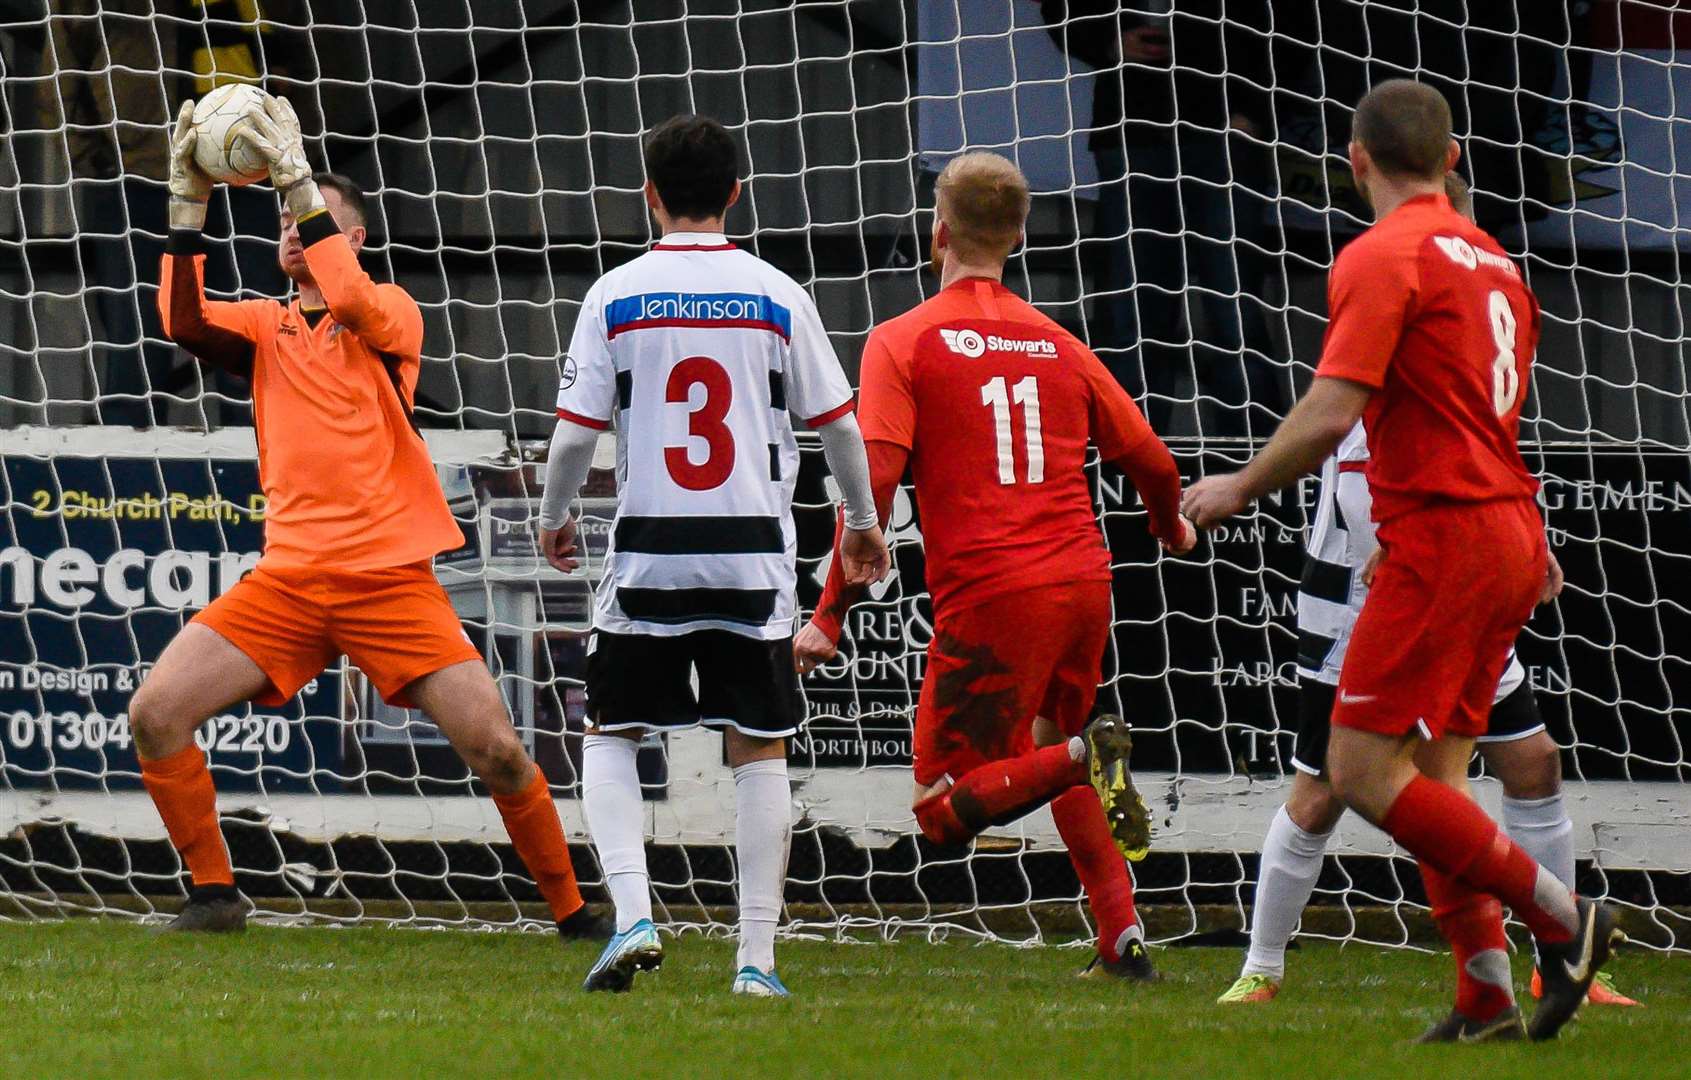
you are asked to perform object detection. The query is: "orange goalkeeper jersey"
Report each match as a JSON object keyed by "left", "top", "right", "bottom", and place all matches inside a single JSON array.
[{"left": 158, "top": 223, "right": 463, "bottom": 571}]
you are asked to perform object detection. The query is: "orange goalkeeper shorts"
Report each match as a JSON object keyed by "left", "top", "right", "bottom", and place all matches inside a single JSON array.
[
  {"left": 192, "top": 560, "right": 482, "bottom": 708},
  {"left": 912, "top": 581, "right": 1112, "bottom": 788}
]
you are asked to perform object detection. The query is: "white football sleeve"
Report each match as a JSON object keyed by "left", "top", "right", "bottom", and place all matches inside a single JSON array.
[
  {"left": 538, "top": 419, "right": 599, "bottom": 531},
  {"left": 783, "top": 288, "right": 855, "bottom": 428},
  {"left": 815, "top": 411, "right": 878, "bottom": 531}
]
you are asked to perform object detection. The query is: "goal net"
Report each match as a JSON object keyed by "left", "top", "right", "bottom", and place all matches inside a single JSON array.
[{"left": 2, "top": 2, "right": 1686, "bottom": 951}]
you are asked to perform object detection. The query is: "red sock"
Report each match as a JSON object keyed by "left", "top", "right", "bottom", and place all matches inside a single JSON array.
[
  {"left": 140, "top": 744, "right": 234, "bottom": 887},
  {"left": 1382, "top": 775, "right": 1577, "bottom": 943},
  {"left": 1051, "top": 786, "right": 1138, "bottom": 960},
  {"left": 914, "top": 742, "right": 1087, "bottom": 844},
  {"left": 1421, "top": 864, "right": 1515, "bottom": 1020},
  {"left": 491, "top": 767, "right": 585, "bottom": 922}
]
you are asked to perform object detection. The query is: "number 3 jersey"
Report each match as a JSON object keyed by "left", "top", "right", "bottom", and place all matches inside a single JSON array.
[
  {"left": 856, "top": 276, "right": 1160, "bottom": 613},
  {"left": 1314, "top": 192, "right": 1542, "bottom": 522},
  {"left": 555, "top": 232, "right": 855, "bottom": 640}
]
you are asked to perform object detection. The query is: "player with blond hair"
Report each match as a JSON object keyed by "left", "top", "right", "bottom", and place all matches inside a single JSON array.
[
  {"left": 798, "top": 151, "right": 1196, "bottom": 979},
  {"left": 135, "top": 94, "right": 604, "bottom": 941}
]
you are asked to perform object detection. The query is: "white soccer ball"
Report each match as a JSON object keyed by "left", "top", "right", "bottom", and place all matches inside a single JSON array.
[{"left": 191, "top": 83, "right": 272, "bottom": 186}]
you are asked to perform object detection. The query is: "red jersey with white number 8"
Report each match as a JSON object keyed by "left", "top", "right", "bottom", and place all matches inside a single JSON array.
[
  {"left": 857, "top": 276, "right": 1159, "bottom": 612},
  {"left": 1314, "top": 193, "right": 1541, "bottom": 523},
  {"left": 555, "top": 232, "right": 855, "bottom": 640}
]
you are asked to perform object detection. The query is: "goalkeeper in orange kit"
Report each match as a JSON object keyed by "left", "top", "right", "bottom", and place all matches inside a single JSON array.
[{"left": 129, "top": 95, "right": 607, "bottom": 940}]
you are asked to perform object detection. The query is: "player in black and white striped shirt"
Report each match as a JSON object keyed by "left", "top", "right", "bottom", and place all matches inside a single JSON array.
[
  {"left": 1218, "top": 173, "right": 1635, "bottom": 1008},
  {"left": 538, "top": 116, "right": 888, "bottom": 997}
]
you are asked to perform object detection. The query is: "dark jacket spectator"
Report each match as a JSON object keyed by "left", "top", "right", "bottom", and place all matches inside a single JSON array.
[{"left": 1040, "top": 0, "right": 1293, "bottom": 437}]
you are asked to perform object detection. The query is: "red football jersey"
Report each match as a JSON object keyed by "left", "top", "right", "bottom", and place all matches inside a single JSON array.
[
  {"left": 1315, "top": 193, "right": 1541, "bottom": 522},
  {"left": 857, "top": 277, "right": 1158, "bottom": 612}
]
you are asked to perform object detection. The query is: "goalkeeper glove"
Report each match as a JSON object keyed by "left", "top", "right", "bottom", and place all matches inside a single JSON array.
[
  {"left": 246, "top": 95, "right": 326, "bottom": 221},
  {"left": 167, "top": 99, "right": 212, "bottom": 231}
]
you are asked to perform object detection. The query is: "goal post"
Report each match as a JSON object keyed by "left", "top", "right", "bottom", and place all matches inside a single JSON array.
[{"left": 1, "top": 3, "right": 1687, "bottom": 949}]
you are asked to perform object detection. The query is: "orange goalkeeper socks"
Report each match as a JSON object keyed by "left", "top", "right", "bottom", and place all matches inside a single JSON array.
[
  {"left": 491, "top": 767, "right": 585, "bottom": 922},
  {"left": 139, "top": 744, "right": 234, "bottom": 887}
]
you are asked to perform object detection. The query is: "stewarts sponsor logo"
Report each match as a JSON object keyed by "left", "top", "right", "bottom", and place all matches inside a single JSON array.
[
  {"left": 938, "top": 328, "right": 986, "bottom": 357},
  {"left": 938, "top": 328, "right": 1057, "bottom": 359}
]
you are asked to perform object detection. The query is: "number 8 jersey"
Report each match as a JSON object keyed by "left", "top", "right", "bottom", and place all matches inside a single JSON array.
[
  {"left": 1313, "top": 192, "right": 1543, "bottom": 522},
  {"left": 556, "top": 232, "right": 855, "bottom": 639}
]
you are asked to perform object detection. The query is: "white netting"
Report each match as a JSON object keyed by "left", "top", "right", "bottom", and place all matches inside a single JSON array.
[{"left": 0, "top": 2, "right": 1685, "bottom": 949}]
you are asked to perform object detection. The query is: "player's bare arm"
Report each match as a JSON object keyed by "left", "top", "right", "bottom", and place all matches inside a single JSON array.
[
  {"left": 539, "top": 516, "right": 580, "bottom": 573},
  {"left": 1182, "top": 376, "right": 1372, "bottom": 529},
  {"left": 838, "top": 522, "right": 890, "bottom": 586},
  {"left": 1540, "top": 544, "right": 1565, "bottom": 604}
]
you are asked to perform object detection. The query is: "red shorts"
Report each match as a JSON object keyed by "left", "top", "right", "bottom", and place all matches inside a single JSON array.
[
  {"left": 193, "top": 560, "right": 482, "bottom": 708},
  {"left": 912, "top": 581, "right": 1111, "bottom": 788},
  {"left": 1333, "top": 499, "right": 1545, "bottom": 741}
]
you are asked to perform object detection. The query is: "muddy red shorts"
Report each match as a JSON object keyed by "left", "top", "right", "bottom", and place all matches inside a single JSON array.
[
  {"left": 912, "top": 580, "right": 1112, "bottom": 788},
  {"left": 1333, "top": 498, "right": 1545, "bottom": 741},
  {"left": 193, "top": 560, "right": 482, "bottom": 708}
]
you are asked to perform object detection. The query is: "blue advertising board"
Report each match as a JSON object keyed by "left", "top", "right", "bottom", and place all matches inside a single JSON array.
[{"left": 0, "top": 455, "right": 343, "bottom": 792}]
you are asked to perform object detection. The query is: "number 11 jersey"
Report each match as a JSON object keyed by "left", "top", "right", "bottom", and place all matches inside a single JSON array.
[
  {"left": 556, "top": 232, "right": 855, "bottom": 640},
  {"left": 856, "top": 275, "right": 1161, "bottom": 613}
]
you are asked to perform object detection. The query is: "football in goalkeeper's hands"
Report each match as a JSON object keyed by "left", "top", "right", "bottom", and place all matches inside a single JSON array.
[{"left": 191, "top": 83, "right": 272, "bottom": 186}]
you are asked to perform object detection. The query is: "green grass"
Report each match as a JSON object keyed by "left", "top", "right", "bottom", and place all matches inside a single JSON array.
[{"left": 0, "top": 921, "right": 1681, "bottom": 1079}]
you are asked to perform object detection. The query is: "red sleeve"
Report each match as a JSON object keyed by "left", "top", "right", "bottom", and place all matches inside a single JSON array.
[
  {"left": 1077, "top": 343, "right": 1155, "bottom": 459},
  {"left": 1314, "top": 237, "right": 1418, "bottom": 389},
  {"left": 1106, "top": 436, "right": 1183, "bottom": 548},
  {"left": 297, "top": 211, "right": 424, "bottom": 359},
  {"left": 804, "top": 400, "right": 856, "bottom": 429},
  {"left": 810, "top": 439, "right": 908, "bottom": 643},
  {"left": 1074, "top": 337, "right": 1182, "bottom": 545},
  {"left": 856, "top": 329, "right": 916, "bottom": 450}
]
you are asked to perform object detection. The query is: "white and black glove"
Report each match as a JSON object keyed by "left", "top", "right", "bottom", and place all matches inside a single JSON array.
[
  {"left": 167, "top": 99, "right": 212, "bottom": 231},
  {"left": 246, "top": 95, "right": 325, "bottom": 220}
]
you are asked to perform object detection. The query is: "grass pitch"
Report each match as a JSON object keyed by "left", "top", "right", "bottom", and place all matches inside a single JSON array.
[{"left": 0, "top": 921, "right": 1681, "bottom": 1079}]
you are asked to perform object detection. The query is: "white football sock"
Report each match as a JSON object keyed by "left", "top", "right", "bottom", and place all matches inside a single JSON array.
[
  {"left": 1242, "top": 805, "right": 1332, "bottom": 981},
  {"left": 582, "top": 734, "right": 651, "bottom": 933},
  {"left": 733, "top": 758, "right": 792, "bottom": 974},
  {"left": 1502, "top": 793, "right": 1575, "bottom": 892}
]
